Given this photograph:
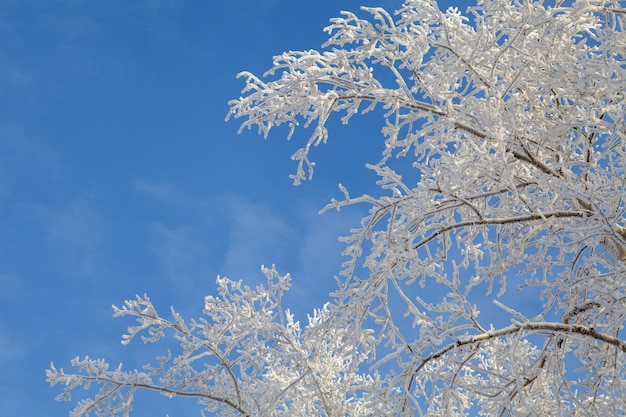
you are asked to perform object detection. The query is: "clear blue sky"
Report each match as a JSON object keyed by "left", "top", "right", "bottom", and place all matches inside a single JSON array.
[{"left": 0, "top": 1, "right": 468, "bottom": 416}]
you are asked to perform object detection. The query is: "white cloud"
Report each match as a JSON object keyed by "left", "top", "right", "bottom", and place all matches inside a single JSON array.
[
  {"left": 0, "top": 127, "right": 63, "bottom": 200},
  {"left": 0, "top": 312, "right": 25, "bottom": 364},
  {"left": 0, "top": 129, "right": 108, "bottom": 282},
  {"left": 24, "top": 198, "right": 108, "bottom": 281},
  {"left": 216, "top": 194, "right": 294, "bottom": 281},
  {"left": 133, "top": 178, "right": 193, "bottom": 208},
  {"left": 133, "top": 177, "right": 365, "bottom": 319},
  {"left": 148, "top": 221, "right": 213, "bottom": 289}
]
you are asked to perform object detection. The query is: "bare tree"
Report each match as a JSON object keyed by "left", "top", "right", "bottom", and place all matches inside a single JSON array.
[{"left": 48, "top": 0, "right": 626, "bottom": 415}]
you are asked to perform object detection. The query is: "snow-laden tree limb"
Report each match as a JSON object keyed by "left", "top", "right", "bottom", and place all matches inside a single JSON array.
[
  {"left": 48, "top": 266, "right": 393, "bottom": 417},
  {"left": 52, "top": 0, "right": 626, "bottom": 416}
]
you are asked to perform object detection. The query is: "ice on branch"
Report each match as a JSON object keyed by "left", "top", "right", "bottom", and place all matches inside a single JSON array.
[
  {"left": 53, "top": 0, "right": 626, "bottom": 415},
  {"left": 47, "top": 266, "right": 392, "bottom": 417}
]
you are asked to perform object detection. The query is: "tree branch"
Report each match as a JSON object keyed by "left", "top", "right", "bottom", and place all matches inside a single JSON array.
[{"left": 411, "top": 321, "right": 626, "bottom": 378}]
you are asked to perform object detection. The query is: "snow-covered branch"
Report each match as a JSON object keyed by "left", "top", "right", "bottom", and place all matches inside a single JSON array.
[{"left": 52, "top": 0, "right": 626, "bottom": 415}]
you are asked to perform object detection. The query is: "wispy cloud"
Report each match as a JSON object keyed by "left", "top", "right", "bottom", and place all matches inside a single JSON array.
[
  {"left": 148, "top": 221, "right": 213, "bottom": 290},
  {"left": 133, "top": 178, "right": 193, "bottom": 208},
  {"left": 0, "top": 129, "right": 108, "bottom": 282},
  {"left": 133, "top": 178, "right": 357, "bottom": 316},
  {"left": 23, "top": 198, "right": 108, "bottom": 281},
  {"left": 0, "top": 1, "right": 104, "bottom": 95},
  {"left": 0, "top": 127, "right": 64, "bottom": 199},
  {"left": 0, "top": 313, "right": 25, "bottom": 364},
  {"left": 216, "top": 194, "right": 295, "bottom": 282}
]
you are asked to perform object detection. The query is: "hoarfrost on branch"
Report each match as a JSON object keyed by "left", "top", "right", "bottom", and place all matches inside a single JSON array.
[{"left": 49, "top": 0, "right": 626, "bottom": 415}]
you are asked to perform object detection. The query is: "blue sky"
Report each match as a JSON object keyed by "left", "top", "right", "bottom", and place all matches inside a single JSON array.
[{"left": 0, "top": 1, "right": 476, "bottom": 416}]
